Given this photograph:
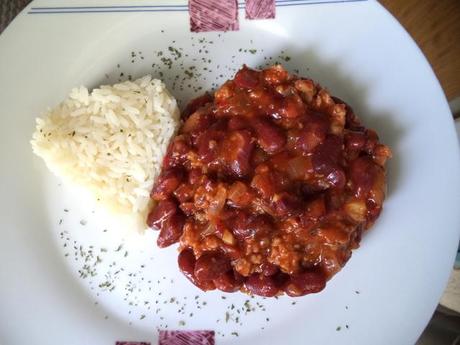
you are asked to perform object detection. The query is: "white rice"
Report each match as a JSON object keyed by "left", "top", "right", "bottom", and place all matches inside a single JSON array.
[{"left": 31, "top": 75, "right": 180, "bottom": 230}]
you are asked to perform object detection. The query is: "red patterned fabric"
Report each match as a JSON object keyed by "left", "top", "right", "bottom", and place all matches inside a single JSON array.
[
  {"left": 159, "top": 330, "right": 215, "bottom": 345},
  {"left": 189, "top": 0, "right": 239, "bottom": 32},
  {"left": 245, "top": 0, "right": 276, "bottom": 19}
]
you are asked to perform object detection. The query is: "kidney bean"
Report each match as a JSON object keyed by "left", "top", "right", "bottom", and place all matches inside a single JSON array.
[
  {"left": 194, "top": 251, "right": 232, "bottom": 281},
  {"left": 250, "top": 88, "right": 284, "bottom": 118},
  {"left": 220, "top": 130, "right": 254, "bottom": 177},
  {"left": 157, "top": 212, "right": 185, "bottom": 248},
  {"left": 244, "top": 273, "right": 279, "bottom": 297},
  {"left": 178, "top": 249, "right": 216, "bottom": 291},
  {"left": 179, "top": 202, "right": 195, "bottom": 216},
  {"left": 364, "top": 129, "right": 379, "bottom": 153},
  {"left": 261, "top": 262, "right": 279, "bottom": 276},
  {"left": 345, "top": 130, "right": 366, "bottom": 151},
  {"left": 252, "top": 117, "right": 286, "bottom": 154},
  {"left": 311, "top": 134, "right": 343, "bottom": 176},
  {"left": 163, "top": 136, "right": 190, "bottom": 168},
  {"left": 273, "top": 271, "right": 290, "bottom": 289},
  {"left": 182, "top": 110, "right": 213, "bottom": 134},
  {"left": 146, "top": 199, "right": 178, "bottom": 230},
  {"left": 272, "top": 192, "right": 302, "bottom": 217},
  {"left": 286, "top": 155, "right": 312, "bottom": 180},
  {"left": 220, "top": 242, "right": 243, "bottom": 260},
  {"left": 183, "top": 93, "right": 213, "bottom": 119},
  {"left": 251, "top": 147, "right": 269, "bottom": 166},
  {"left": 348, "top": 156, "right": 383, "bottom": 199},
  {"left": 326, "top": 168, "right": 346, "bottom": 189},
  {"left": 197, "top": 130, "right": 223, "bottom": 164},
  {"left": 251, "top": 171, "right": 276, "bottom": 199},
  {"left": 173, "top": 183, "right": 195, "bottom": 203},
  {"left": 301, "top": 182, "right": 327, "bottom": 197},
  {"left": 296, "top": 114, "right": 329, "bottom": 152},
  {"left": 234, "top": 66, "right": 260, "bottom": 89},
  {"left": 214, "top": 270, "right": 244, "bottom": 292},
  {"left": 188, "top": 168, "right": 203, "bottom": 185},
  {"left": 231, "top": 214, "right": 272, "bottom": 240},
  {"left": 151, "top": 169, "right": 183, "bottom": 200},
  {"left": 284, "top": 270, "right": 326, "bottom": 297}
]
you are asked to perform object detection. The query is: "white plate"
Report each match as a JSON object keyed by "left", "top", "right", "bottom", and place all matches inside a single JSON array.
[{"left": 1, "top": 1, "right": 459, "bottom": 344}]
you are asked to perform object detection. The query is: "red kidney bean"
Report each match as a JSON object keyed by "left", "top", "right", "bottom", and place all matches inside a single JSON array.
[
  {"left": 251, "top": 147, "right": 269, "bottom": 166},
  {"left": 182, "top": 111, "right": 213, "bottom": 134},
  {"left": 364, "top": 129, "right": 379, "bottom": 153},
  {"left": 188, "top": 168, "right": 203, "bottom": 185},
  {"left": 311, "top": 135, "right": 343, "bottom": 175},
  {"left": 251, "top": 172, "right": 275, "bottom": 199},
  {"left": 179, "top": 202, "right": 195, "bottom": 216},
  {"left": 345, "top": 130, "right": 366, "bottom": 151},
  {"left": 231, "top": 213, "right": 272, "bottom": 240},
  {"left": 244, "top": 273, "right": 279, "bottom": 297},
  {"left": 157, "top": 212, "right": 185, "bottom": 248},
  {"left": 220, "top": 242, "right": 243, "bottom": 260},
  {"left": 301, "top": 182, "right": 327, "bottom": 197},
  {"left": 163, "top": 136, "right": 190, "bottom": 168},
  {"left": 273, "top": 271, "right": 290, "bottom": 289},
  {"left": 182, "top": 93, "right": 213, "bottom": 119},
  {"left": 214, "top": 270, "right": 244, "bottom": 292},
  {"left": 348, "top": 156, "right": 377, "bottom": 198},
  {"left": 252, "top": 117, "right": 286, "bottom": 154},
  {"left": 296, "top": 114, "right": 329, "bottom": 152},
  {"left": 272, "top": 192, "right": 302, "bottom": 217},
  {"left": 178, "top": 249, "right": 216, "bottom": 291},
  {"left": 284, "top": 270, "right": 326, "bottom": 297},
  {"left": 150, "top": 169, "right": 183, "bottom": 200},
  {"left": 286, "top": 155, "right": 311, "bottom": 180},
  {"left": 261, "top": 262, "right": 279, "bottom": 276},
  {"left": 220, "top": 130, "right": 254, "bottom": 177},
  {"left": 173, "top": 183, "right": 195, "bottom": 203},
  {"left": 194, "top": 252, "right": 232, "bottom": 282},
  {"left": 146, "top": 199, "right": 178, "bottom": 230},
  {"left": 367, "top": 202, "right": 382, "bottom": 225},
  {"left": 210, "top": 117, "right": 229, "bottom": 131},
  {"left": 234, "top": 66, "right": 260, "bottom": 89},
  {"left": 250, "top": 88, "right": 284, "bottom": 118},
  {"left": 197, "top": 130, "right": 223, "bottom": 164},
  {"left": 326, "top": 168, "right": 346, "bottom": 189},
  {"left": 178, "top": 248, "right": 195, "bottom": 278}
]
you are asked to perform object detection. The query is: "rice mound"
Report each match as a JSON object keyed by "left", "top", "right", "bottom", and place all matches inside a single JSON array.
[{"left": 31, "top": 75, "right": 180, "bottom": 229}]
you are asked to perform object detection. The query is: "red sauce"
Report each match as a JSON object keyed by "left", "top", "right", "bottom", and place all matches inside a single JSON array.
[{"left": 147, "top": 65, "right": 392, "bottom": 297}]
